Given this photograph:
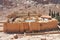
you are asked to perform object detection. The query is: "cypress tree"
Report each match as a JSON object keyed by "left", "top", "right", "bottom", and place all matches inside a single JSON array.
[
  {"left": 51, "top": 11, "right": 54, "bottom": 18},
  {"left": 49, "top": 12, "right": 51, "bottom": 16},
  {"left": 49, "top": 9, "right": 51, "bottom": 16},
  {"left": 53, "top": 11, "right": 55, "bottom": 18},
  {"left": 57, "top": 12, "right": 59, "bottom": 16}
]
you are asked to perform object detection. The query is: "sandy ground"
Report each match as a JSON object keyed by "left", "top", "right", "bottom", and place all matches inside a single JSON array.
[{"left": 0, "top": 32, "right": 60, "bottom": 40}]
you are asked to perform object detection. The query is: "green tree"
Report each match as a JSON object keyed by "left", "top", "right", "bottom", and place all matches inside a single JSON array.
[
  {"left": 53, "top": 11, "right": 56, "bottom": 18},
  {"left": 49, "top": 9, "right": 51, "bottom": 16},
  {"left": 56, "top": 12, "right": 59, "bottom": 16},
  {"left": 55, "top": 12, "right": 60, "bottom": 22},
  {"left": 55, "top": 16, "right": 60, "bottom": 22},
  {"left": 51, "top": 11, "right": 54, "bottom": 18}
]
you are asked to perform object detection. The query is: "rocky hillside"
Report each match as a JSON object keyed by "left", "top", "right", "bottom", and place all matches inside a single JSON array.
[
  {"left": 0, "top": 0, "right": 60, "bottom": 20},
  {"left": 33, "top": 0, "right": 60, "bottom": 4}
]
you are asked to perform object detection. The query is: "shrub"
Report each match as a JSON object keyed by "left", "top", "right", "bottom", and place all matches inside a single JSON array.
[{"left": 55, "top": 16, "right": 60, "bottom": 22}]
